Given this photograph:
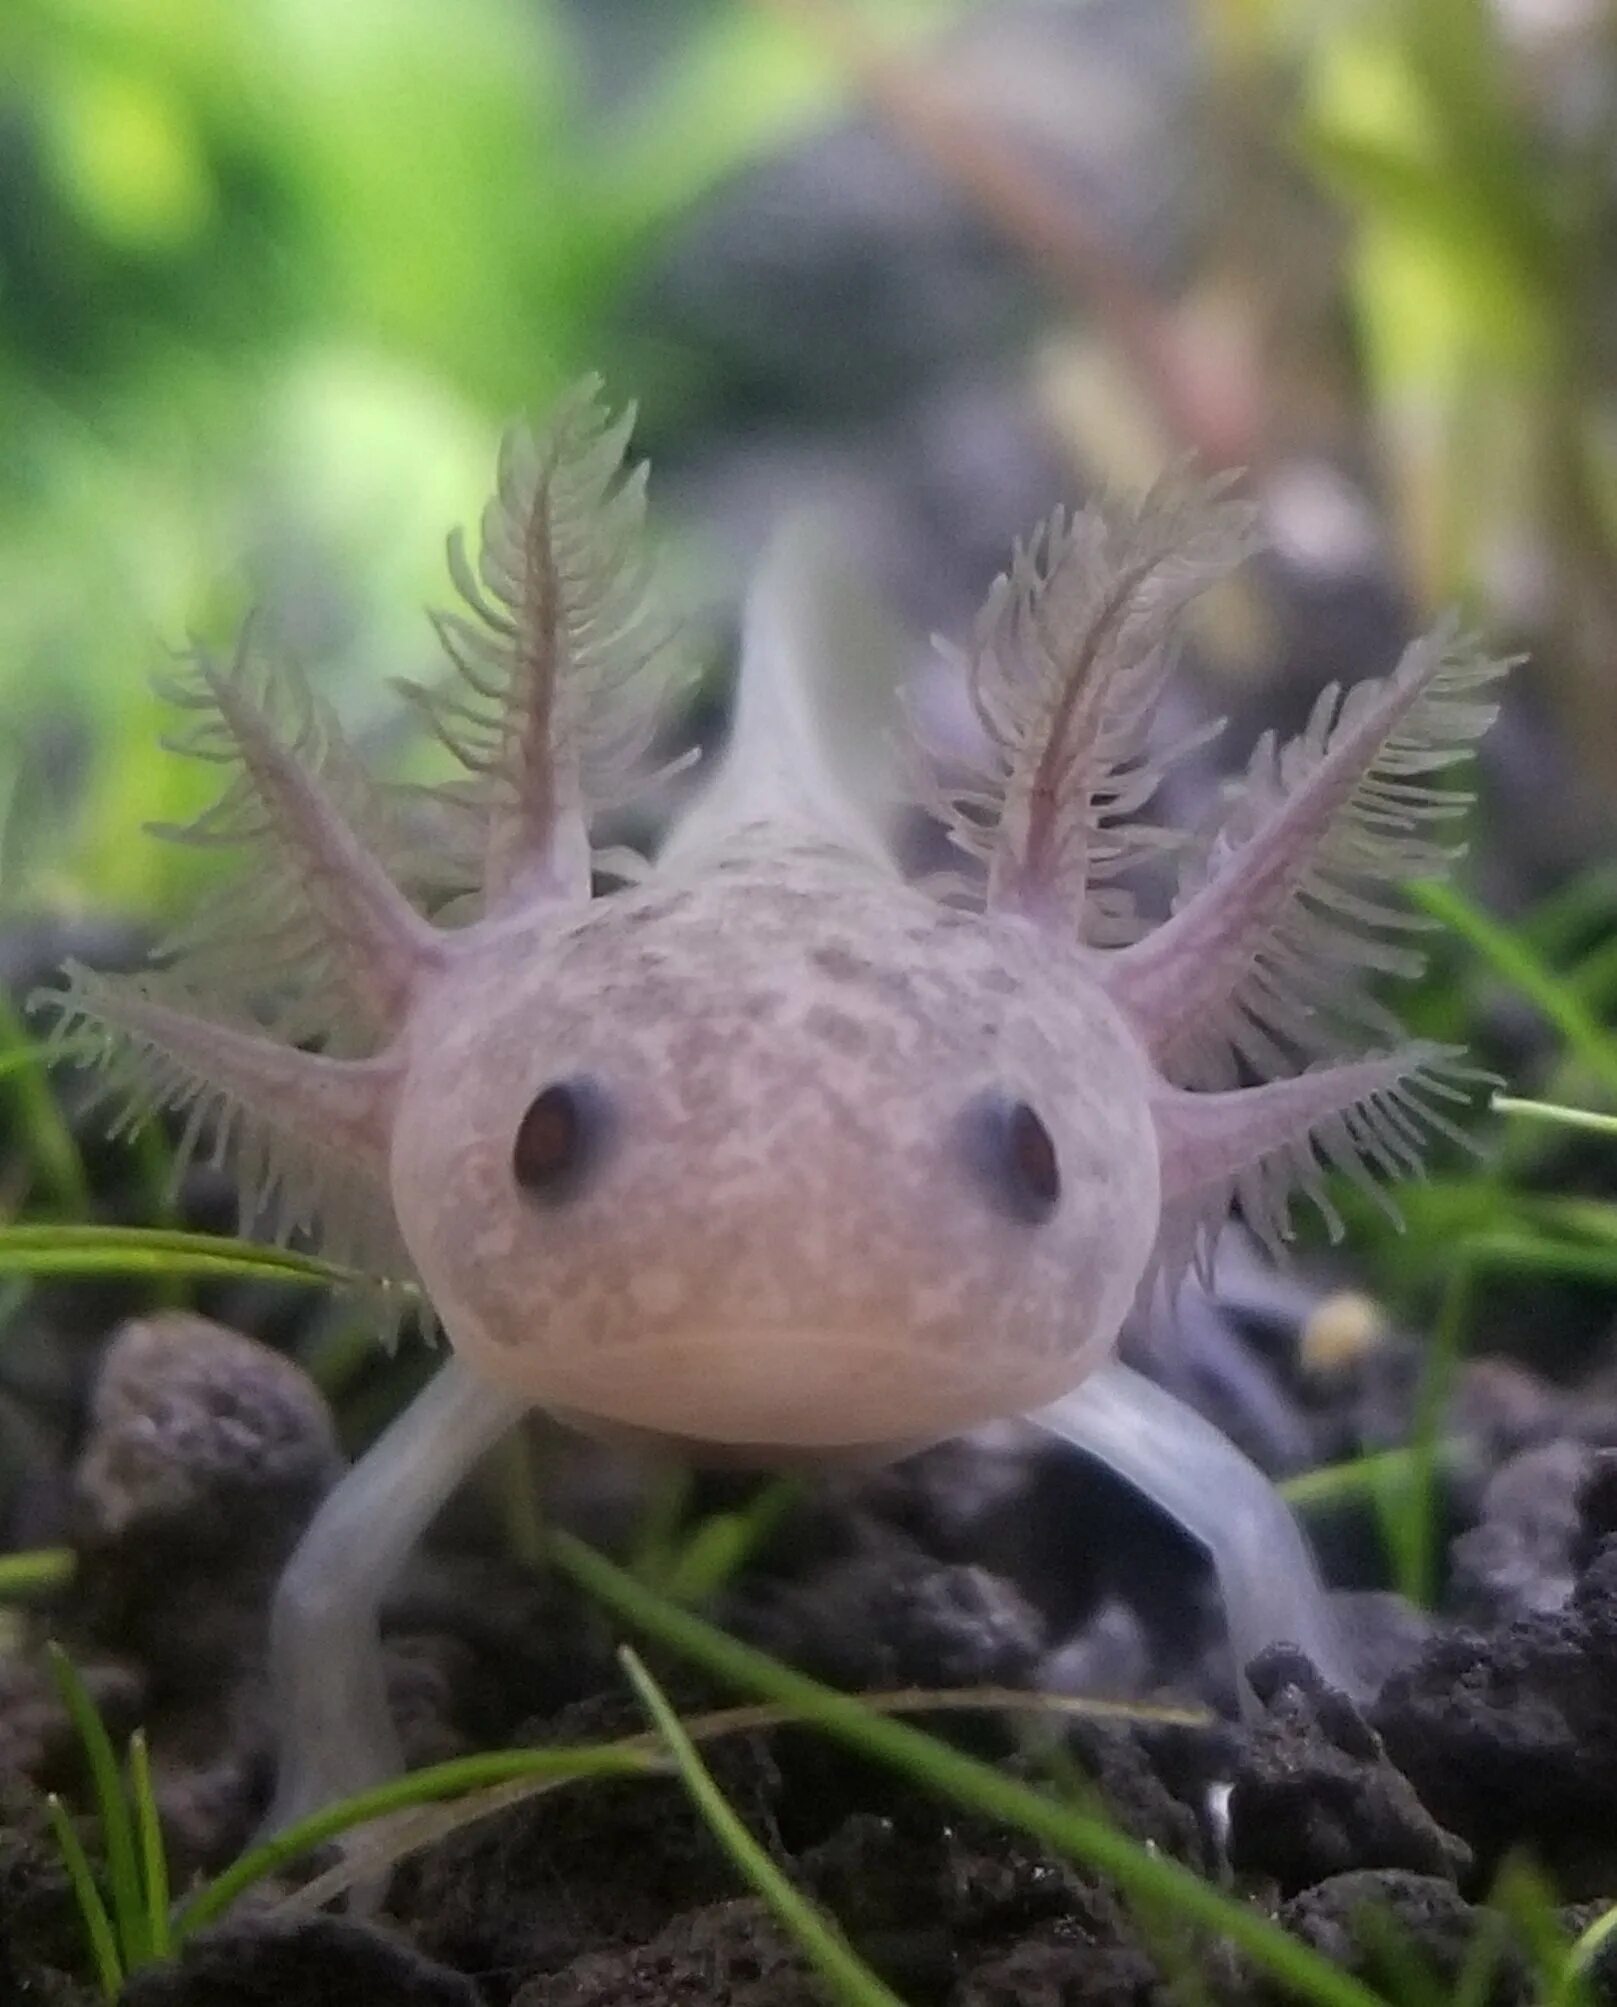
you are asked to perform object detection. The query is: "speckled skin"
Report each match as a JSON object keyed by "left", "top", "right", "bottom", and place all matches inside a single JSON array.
[{"left": 391, "top": 826, "right": 1160, "bottom": 1452}]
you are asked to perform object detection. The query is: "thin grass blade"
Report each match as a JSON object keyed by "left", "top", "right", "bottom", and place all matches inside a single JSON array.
[
  {"left": 621, "top": 1648, "right": 906, "bottom": 2007},
  {"left": 45, "top": 1793, "right": 124, "bottom": 2000},
  {"left": 175, "top": 1741, "right": 662, "bottom": 1940},
  {"left": 1374, "top": 1256, "right": 1472, "bottom": 1606},
  {"left": 1560, "top": 1901, "right": 1617, "bottom": 2003},
  {"left": 0, "top": 992, "right": 90, "bottom": 1213},
  {"left": 1493, "top": 1095, "right": 1617, "bottom": 1140},
  {"left": 128, "top": 1731, "right": 171, "bottom": 1962},
  {"left": 1412, "top": 879, "right": 1617, "bottom": 1098},
  {"left": 0, "top": 1547, "right": 76, "bottom": 1599},
  {"left": 664, "top": 1479, "right": 803, "bottom": 1603},
  {"left": 46, "top": 1645, "right": 146, "bottom": 1968},
  {"left": 0, "top": 1224, "right": 395, "bottom": 1291}
]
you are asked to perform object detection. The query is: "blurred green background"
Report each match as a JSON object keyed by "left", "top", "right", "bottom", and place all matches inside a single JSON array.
[
  {"left": 0, "top": 0, "right": 963, "bottom": 913},
  {"left": 4, "top": 0, "right": 1616, "bottom": 925}
]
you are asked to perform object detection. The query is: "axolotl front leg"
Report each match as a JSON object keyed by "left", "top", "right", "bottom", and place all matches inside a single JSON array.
[
  {"left": 257, "top": 1301, "right": 1340, "bottom": 1833},
  {"left": 261, "top": 1349, "right": 1358, "bottom": 1830},
  {"left": 264, "top": 1361, "right": 526, "bottom": 1830},
  {"left": 1032, "top": 1361, "right": 1359, "bottom": 1702}
]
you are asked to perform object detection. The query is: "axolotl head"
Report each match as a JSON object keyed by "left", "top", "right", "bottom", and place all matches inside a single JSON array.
[{"left": 389, "top": 840, "right": 1162, "bottom": 1455}]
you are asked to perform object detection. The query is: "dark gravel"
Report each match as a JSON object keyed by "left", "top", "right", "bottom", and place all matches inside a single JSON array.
[{"left": 1, "top": 1291, "right": 1616, "bottom": 2004}]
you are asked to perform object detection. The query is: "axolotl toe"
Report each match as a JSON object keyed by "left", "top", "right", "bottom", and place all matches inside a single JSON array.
[{"left": 42, "top": 381, "right": 1507, "bottom": 1830}]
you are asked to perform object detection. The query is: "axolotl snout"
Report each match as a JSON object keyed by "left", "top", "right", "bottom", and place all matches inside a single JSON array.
[{"left": 44, "top": 382, "right": 1506, "bottom": 1829}]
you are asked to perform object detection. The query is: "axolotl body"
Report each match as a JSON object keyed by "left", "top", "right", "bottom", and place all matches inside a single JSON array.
[{"left": 46, "top": 384, "right": 1505, "bottom": 1828}]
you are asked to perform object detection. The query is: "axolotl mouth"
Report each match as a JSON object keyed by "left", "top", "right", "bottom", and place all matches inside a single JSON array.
[{"left": 447, "top": 1318, "right": 1093, "bottom": 1455}]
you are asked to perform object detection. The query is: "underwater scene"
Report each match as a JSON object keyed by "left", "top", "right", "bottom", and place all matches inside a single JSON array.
[{"left": 5, "top": 3, "right": 1617, "bottom": 2003}]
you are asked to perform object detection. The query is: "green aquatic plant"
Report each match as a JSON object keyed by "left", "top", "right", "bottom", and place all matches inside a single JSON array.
[{"left": 42, "top": 1645, "right": 168, "bottom": 2000}]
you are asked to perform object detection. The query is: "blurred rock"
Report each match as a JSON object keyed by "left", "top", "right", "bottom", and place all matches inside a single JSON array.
[
  {"left": 70, "top": 1314, "right": 340, "bottom": 1714},
  {"left": 511, "top": 1899, "right": 820, "bottom": 2007},
  {"left": 1038, "top": 1594, "right": 1155, "bottom": 1702},
  {"left": 74, "top": 1313, "right": 338, "bottom": 1556},
  {"left": 120, "top": 1915, "right": 481, "bottom": 2007},
  {"left": 1450, "top": 1438, "right": 1591, "bottom": 1624},
  {"left": 1232, "top": 1648, "right": 1470, "bottom": 1893},
  {"left": 1330, "top": 1590, "right": 1442, "bottom": 1698},
  {"left": 0, "top": 1778, "right": 96, "bottom": 2007},
  {"left": 644, "top": 0, "right": 1196, "bottom": 427},
  {"left": 724, "top": 1526, "right": 1045, "bottom": 1692},
  {"left": 1375, "top": 1542, "right": 1617, "bottom": 1887},
  {"left": 1577, "top": 1447, "right": 1617, "bottom": 1560},
  {"left": 1, "top": 915, "right": 146, "bottom": 1002},
  {"left": 1261, "top": 1872, "right": 1531, "bottom": 2007}
]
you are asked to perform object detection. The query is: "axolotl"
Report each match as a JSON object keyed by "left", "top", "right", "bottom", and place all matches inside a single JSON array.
[{"left": 44, "top": 383, "right": 1505, "bottom": 1829}]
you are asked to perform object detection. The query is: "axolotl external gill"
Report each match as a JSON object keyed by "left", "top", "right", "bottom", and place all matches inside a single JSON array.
[{"left": 41, "top": 382, "right": 1507, "bottom": 1830}]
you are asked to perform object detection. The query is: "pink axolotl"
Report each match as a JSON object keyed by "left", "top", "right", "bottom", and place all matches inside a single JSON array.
[{"left": 45, "top": 382, "right": 1504, "bottom": 1828}]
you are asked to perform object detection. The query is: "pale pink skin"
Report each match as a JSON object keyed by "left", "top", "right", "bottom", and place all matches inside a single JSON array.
[
  {"left": 48, "top": 394, "right": 1505, "bottom": 1831},
  {"left": 393, "top": 832, "right": 1160, "bottom": 1451}
]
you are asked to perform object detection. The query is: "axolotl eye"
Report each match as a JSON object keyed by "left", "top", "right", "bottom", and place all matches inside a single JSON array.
[
  {"left": 957, "top": 1092, "right": 1062, "bottom": 1224},
  {"left": 511, "top": 1077, "right": 611, "bottom": 1204}
]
